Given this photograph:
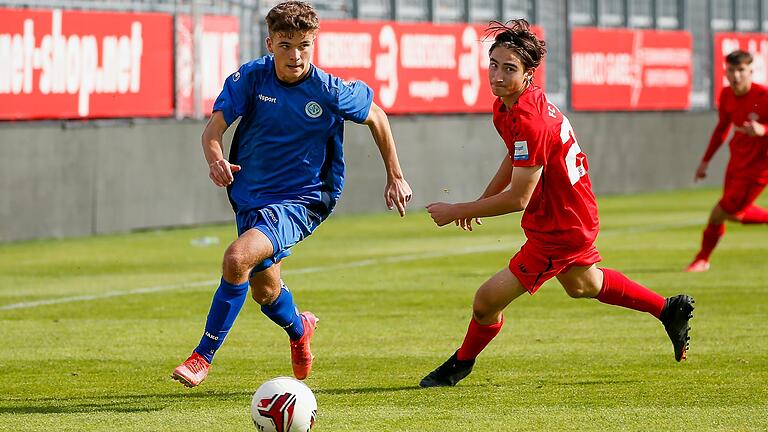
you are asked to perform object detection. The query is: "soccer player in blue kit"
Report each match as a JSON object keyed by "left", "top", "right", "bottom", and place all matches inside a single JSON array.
[{"left": 172, "top": 0, "right": 412, "bottom": 387}]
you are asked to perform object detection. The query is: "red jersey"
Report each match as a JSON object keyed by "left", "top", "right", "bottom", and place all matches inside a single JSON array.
[
  {"left": 492, "top": 85, "right": 599, "bottom": 248},
  {"left": 703, "top": 83, "right": 768, "bottom": 184}
]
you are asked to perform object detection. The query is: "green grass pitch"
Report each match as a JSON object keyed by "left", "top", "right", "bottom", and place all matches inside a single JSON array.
[{"left": 0, "top": 188, "right": 766, "bottom": 431}]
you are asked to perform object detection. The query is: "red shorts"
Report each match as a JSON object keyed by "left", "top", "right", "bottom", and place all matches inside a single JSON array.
[
  {"left": 719, "top": 177, "right": 766, "bottom": 215},
  {"left": 508, "top": 241, "right": 602, "bottom": 294}
]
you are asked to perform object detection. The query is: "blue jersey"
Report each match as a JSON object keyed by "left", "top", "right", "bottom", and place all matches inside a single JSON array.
[{"left": 213, "top": 55, "right": 373, "bottom": 212}]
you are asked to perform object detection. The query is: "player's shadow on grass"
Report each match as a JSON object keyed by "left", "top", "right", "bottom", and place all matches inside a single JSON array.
[
  {"left": 0, "top": 390, "right": 253, "bottom": 415},
  {"left": 0, "top": 402, "right": 165, "bottom": 415},
  {"left": 315, "top": 384, "right": 486, "bottom": 395},
  {"left": 551, "top": 378, "right": 644, "bottom": 386},
  {"left": 315, "top": 385, "right": 419, "bottom": 396}
]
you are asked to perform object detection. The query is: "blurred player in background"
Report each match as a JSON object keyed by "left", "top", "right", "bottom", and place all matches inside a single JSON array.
[
  {"left": 419, "top": 20, "right": 694, "bottom": 388},
  {"left": 686, "top": 50, "right": 768, "bottom": 273},
  {"left": 172, "top": 0, "right": 412, "bottom": 387}
]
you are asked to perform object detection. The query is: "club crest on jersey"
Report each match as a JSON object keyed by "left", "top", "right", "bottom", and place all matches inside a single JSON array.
[
  {"left": 305, "top": 101, "right": 323, "bottom": 118},
  {"left": 233, "top": 71, "right": 241, "bottom": 82},
  {"left": 513, "top": 140, "right": 529, "bottom": 161}
]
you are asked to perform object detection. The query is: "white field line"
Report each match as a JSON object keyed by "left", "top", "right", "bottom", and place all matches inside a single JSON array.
[{"left": 0, "top": 219, "right": 702, "bottom": 311}]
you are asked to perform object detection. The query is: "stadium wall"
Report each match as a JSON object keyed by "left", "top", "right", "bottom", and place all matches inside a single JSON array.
[{"left": 0, "top": 112, "right": 727, "bottom": 242}]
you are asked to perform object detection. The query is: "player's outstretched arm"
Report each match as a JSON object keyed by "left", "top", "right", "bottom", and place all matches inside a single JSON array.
[
  {"left": 202, "top": 111, "right": 241, "bottom": 187},
  {"left": 427, "top": 165, "right": 541, "bottom": 228},
  {"left": 363, "top": 102, "right": 412, "bottom": 216}
]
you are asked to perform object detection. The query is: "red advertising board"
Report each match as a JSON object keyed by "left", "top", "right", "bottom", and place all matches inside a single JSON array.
[
  {"left": 571, "top": 27, "right": 692, "bottom": 111},
  {"left": 0, "top": 8, "right": 173, "bottom": 120},
  {"left": 314, "top": 21, "right": 545, "bottom": 114},
  {"left": 176, "top": 15, "right": 240, "bottom": 117},
  {"left": 713, "top": 32, "right": 768, "bottom": 106}
]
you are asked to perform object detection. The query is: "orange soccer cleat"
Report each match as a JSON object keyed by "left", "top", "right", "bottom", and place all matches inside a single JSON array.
[
  {"left": 685, "top": 258, "right": 710, "bottom": 273},
  {"left": 172, "top": 352, "right": 211, "bottom": 388},
  {"left": 290, "top": 312, "right": 319, "bottom": 380}
]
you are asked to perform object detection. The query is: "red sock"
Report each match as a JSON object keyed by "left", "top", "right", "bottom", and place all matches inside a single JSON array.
[
  {"left": 596, "top": 269, "right": 665, "bottom": 318},
  {"left": 739, "top": 205, "right": 768, "bottom": 224},
  {"left": 695, "top": 223, "right": 725, "bottom": 261},
  {"left": 456, "top": 316, "right": 504, "bottom": 361}
]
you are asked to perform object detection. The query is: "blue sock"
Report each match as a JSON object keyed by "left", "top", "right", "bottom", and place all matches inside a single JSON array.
[
  {"left": 261, "top": 285, "right": 305, "bottom": 341},
  {"left": 194, "top": 278, "right": 249, "bottom": 363}
]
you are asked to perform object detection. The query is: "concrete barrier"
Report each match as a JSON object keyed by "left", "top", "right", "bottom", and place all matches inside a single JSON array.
[{"left": 0, "top": 111, "right": 726, "bottom": 242}]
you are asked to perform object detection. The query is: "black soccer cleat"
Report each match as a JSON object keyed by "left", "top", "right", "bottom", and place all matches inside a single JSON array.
[
  {"left": 419, "top": 351, "right": 475, "bottom": 388},
  {"left": 660, "top": 294, "right": 695, "bottom": 362}
]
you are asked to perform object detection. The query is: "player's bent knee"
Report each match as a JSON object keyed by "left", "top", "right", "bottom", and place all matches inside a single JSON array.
[
  {"left": 564, "top": 287, "right": 588, "bottom": 298},
  {"left": 471, "top": 300, "right": 501, "bottom": 324},
  {"left": 562, "top": 282, "right": 598, "bottom": 298},
  {"left": 222, "top": 250, "right": 252, "bottom": 279},
  {"left": 712, "top": 204, "right": 735, "bottom": 223}
]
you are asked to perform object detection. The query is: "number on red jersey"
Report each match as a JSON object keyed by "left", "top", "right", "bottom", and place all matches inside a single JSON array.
[{"left": 560, "top": 115, "right": 588, "bottom": 185}]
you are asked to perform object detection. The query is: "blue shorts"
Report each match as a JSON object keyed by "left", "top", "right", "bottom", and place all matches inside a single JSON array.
[{"left": 235, "top": 195, "right": 334, "bottom": 274}]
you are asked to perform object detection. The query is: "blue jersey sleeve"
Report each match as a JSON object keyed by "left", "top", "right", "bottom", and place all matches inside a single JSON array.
[
  {"left": 334, "top": 78, "right": 373, "bottom": 123},
  {"left": 212, "top": 63, "right": 258, "bottom": 125}
]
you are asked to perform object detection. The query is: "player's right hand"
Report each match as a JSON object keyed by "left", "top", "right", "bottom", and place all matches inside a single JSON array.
[
  {"left": 427, "top": 202, "right": 458, "bottom": 227},
  {"left": 209, "top": 159, "right": 241, "bottom": 187},
  {"left": 694, "top": 161, "right": 708, "bottom": 183}
]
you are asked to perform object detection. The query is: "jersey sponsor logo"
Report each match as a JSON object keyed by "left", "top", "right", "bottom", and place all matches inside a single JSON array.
[
  {"left": 513, "top": 140, "right": 529, "bottom": 161},
  {"left": 305, "top": 101, "right": 323, "bottom": 118},
  {"left": 233, "top": 71, "right": 241, "bottom": 82},
  {"left": 258, "top": 94, "right": 277, "bottom": 104}
]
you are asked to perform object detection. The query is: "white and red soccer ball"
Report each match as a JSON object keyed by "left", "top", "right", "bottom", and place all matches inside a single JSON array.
[{"left": 251, "top": 377, "right": 317, "bottom": 432}]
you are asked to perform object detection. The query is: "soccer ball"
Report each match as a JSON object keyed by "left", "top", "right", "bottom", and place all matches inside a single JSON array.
[{"left": 251, "top": 377, "right": 317, "bottom": 432}]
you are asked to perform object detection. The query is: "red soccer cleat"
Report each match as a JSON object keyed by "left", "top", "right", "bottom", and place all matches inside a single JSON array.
[
  {"left": 290, "top": 312, "right": 319, "bottom": 380},
  {"left": 685, "top": 258, "right": 710, "bottom": 273},
  {"left": 172, "top": 352, "right": 210, "bottom": 388}
]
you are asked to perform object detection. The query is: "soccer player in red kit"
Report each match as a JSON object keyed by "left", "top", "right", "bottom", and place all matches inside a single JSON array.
[
  {"left": 686, "top": 50, "right": 768, "bottom": 273},
  {"left": 419, "top": 20, "right": 695, "bottom": 388}
]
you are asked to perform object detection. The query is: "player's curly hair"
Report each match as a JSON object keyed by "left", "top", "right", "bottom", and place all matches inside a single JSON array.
[
  {"left": 266, "top": 1, "right": 319, "bottom": 36},
  {"left": 486, "top": 19, "right": 546, "bottom": 71}
]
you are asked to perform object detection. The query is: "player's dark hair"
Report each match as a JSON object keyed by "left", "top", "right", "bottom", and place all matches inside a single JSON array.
[
  {"left": 725, "top": 49, "right": 753, "bottom": 66},
  {"left": 486, "top": 19, "right": 546, "bottom": 70},
  {"left": 266, "top": 1, "right": 319, "bottom": 36}
]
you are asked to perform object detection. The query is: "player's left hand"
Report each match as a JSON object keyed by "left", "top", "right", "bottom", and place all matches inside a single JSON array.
[
  {"left": 385, "top": 177, "right": 412, "bottom": 217},
  {"left": 426, "top": 202, "right": 458, "bottom": 227},
  {"left": 734, "top": 120, "right": 766, "bottom": 137},
  {"left": 455, "top": 216, "right": 482, "bottom": 231}
]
